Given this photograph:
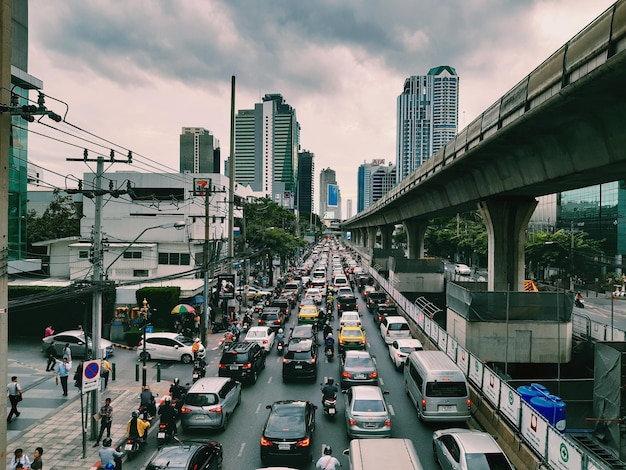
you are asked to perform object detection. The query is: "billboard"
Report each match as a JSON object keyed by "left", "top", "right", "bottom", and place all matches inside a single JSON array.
[
  {"left": 327, "top": 184, "right": 338, "bottom": 207},
  {"left": 193, "top": 178, "right": 211, "bottom": 196},
  {"left": 218, "top": 274, "right": 235, "bottom": 299}
]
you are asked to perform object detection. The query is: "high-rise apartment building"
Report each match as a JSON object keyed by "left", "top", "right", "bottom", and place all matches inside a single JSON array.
[
  {"left": 396, "top": 66, "right": 458, "bottom": 183},
  {"left": 180, "top": 127, "right": 221, "bottom": 174},
  {"left": 319, "top": 168, "right": 341, "bottom": 222},
  {"left": 234, "top": 94, "right": 300, "bottom": 208},
  {"left": 357, "top": 160, "right": 395, "bottom": 213},
  {"left": 297, "top": 150, "right": 314, "bottom": 215},
  {"left": 346, "top": 199, "right": 353, "bottom": 219}
]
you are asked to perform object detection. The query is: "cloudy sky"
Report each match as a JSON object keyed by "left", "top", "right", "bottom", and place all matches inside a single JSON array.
[{"left": 26, "top": 0, "right": 615, "bottom": 217}]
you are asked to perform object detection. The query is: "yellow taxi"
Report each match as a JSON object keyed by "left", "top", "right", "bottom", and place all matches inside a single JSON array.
[
  {"left": 338, "top": 325, "right": 366, "bottom": 354},
  {"left": 297, "top": 304, "right": 319, "bottom": 324}
]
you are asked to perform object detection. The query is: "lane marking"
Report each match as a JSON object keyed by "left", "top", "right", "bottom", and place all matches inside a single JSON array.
[
  {"left": 267, "top": 376, "right": 272, "bottom": 384},
  {"left": 379, "top": 377, "right": 384, "bottom": 386},
  {"left": 237, "top": 442, "right": 246, "bottom": 457},
  {"left": 389, "top": 404, "right": 395, "bottom": 415},
  {"left": 255, "top": 403, "right": 261, "bottom": 414}
]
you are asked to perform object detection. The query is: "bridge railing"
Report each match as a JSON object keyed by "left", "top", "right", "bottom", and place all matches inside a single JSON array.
[{"left": 368, "top": 266, "right": 614, "bottom": 470}]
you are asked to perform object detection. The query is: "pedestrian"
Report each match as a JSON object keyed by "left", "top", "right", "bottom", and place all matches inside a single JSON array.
[
  {"left": 44, "top": 325, "right": 54, "bottom": 337},
  {"left": 62, "top": 343, "right": 72, "bottom": 365},
  {"left": 30, "top": 447, "right": 43, "bottom": 470},
  {"left": 45, "top": 341, "right": 57, "bottom": 372},
  {"left": 58, "top": 357, "right": 71, "bottom": 396},
  {"left": 101, "top": 357, "right": 112, "bottom": 389},
  {"left": 194, "top": 313, "right": 201, "bottom": 334},
  {"left": 94, "top": 397, "right": 113, "bottom": 447},
  {"left": 9, "top": 448, "right": 31, "bottom": 470},
  {"left": 7, "top": 376, "right": 23, "bottom": 423},
  {"left": 74, "top": 361, "right": 83, "bottom": 389}
]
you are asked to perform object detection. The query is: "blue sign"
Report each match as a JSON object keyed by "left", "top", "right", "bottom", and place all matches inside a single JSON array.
[
  {"left": 84, "top": 362, "right": 100, "bottom": 380},
  {"left": 145, "top": 325, "right": 154, "bottom": 333},
  {"left": 327, "top": 184, "right": 338, "bottom": 207}
]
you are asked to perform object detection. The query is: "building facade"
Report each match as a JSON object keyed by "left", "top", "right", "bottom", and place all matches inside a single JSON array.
[
  {"left": 179, "top": 127, "right": 221, "bottom": 174},
  {"left": 297, "top": 150, "right": 314, "bottom": 215},
  {"left": 319, "top": 168, "right": 341, "bottom": 222},
  {"left": 396, "top": 66, "right": 458, "bottom": 184},
  {"left": 357, "top": 160, "right": 395, "bottom": 213},
  {"left": 234, "top": 94, "right": 300, "bottom": 209}
]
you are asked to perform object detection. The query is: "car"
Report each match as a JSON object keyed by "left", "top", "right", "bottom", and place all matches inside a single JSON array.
[
  {"left": 297, "top": 304, "right": 319, "bottom": 324},
  {"left": 218, "top": 341, "right": 266, "bottom": 384},
  {"left": 289, "top": 324, "right": 316, "bottom": 343},
  {"left": 336, "top": 286, "right": 353, "bottom": 297},
  {"left": 336, "top": 294, "right": 358, "bottom": 313},
  {"left": 362, "top": 285, "right": 377, "bottom": 298},
  {"left": 146, "top": 441, "right": 223, "bottom": 470},
  {"left": 41, "top": 330, "right": 115, "bottom": 359},
  {"left": 379, "top": 316, "right": 411, "bottom": 344},
  {"left": 374, "top": 303, "right": 399, "bottom": 325},
  {"left": 366, "top": 291, "right": 388, "bottom": 312},
  {"left": 432, "top": 428, "right": 515, "bottom": 470},
  {"left": 244, "top": 326, "right": 276, "bottom": 352},
  {"left": 270, "top": 298, "right": 291, "bottom": 318},
  {"left": 338, "top": 326, "right": 366, "bottom": 354},
  {"left": 304, "top": 287, "right": 323, "bottom": 305},
  {"left": 341, "top": 350, "right": 378, "bottom": 389},
  {"left": 136, "top": 332, "right": 193, "bottom": 363},
  {"left": 282, "top": 339, "right": 318, "bottom": 381},
  {"left": 339, "top": 311, "right": 361, "bottom": 327},
  {"left": 388, "top": 338, "right": 423, "bottom": 369},
  {"left": 258, "top": 307, "right": 284, "bottom": 330},
  {"left": 455, "top": 264, "right": 472, "bottom": 276},
  {"left": 180, "top": 377, "right": 242, "bottom": 430},
  {"left": 236, "top": 284, "right": 273, "bottom": 299},
  {"left": 260, "top": 400, "right": 317, "bottom": 464},
  {"left": 344, "top": 386, "right": 392, "bottom": 439}
]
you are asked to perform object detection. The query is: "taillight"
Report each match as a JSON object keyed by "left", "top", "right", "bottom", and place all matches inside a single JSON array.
[
  {"left": 339, "top": 339, "right": 344, "bottom": 344},
  {"left": 263, "top": 339, "right": 268, "bottom": 344},
  {"left": 421, "top": 398, "right": 427, "bottom": 411},
  {"left": 218, "top": 363, "right": 226, "bottom": 369},
  {"left": 467, "top": 398, "right": 472, "bottom": 409},
  {"left": 342, "top": 371, "right": 351, "bottom": 378},
  {"left": 137, "top": 340, "right": 143, "bottom": 347},
  {"left": 296, "top": 437, "right": 310, "bottom": 447},
  {"left": 384, "top": 419, "right": 392, "bottom": 426},
  {"left": 349, "top": 418, "right": 356, "bottom": 425},
  {"left": 209, "top": 405, "right": 222, "bottom": 414},
  {"left": 310, "top": 358, "right": 316, "bottom": 364},
  {"left": 180, "top": 406, "right": 191, "bottom": 414},
  {"left": 242, "top": 362, "right": 252, "bottom": 369},
  {"left": 369, "top": 371, "right": 378, "bottom": 378},
  {"left": 260, "top": 436, "right": 272, "bottom": 446}
]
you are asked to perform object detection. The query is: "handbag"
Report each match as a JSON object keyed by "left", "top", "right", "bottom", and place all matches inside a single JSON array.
[
  {"left": 15, "top": 394, "right": 23, "bottom": 402},
  {"left": 93, "top": 412, "right": 101, "bottom": 421}
]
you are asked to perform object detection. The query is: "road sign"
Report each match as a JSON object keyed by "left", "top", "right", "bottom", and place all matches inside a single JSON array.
[{"left": 82, "top": 359, "right": 101, "bottom": 393}]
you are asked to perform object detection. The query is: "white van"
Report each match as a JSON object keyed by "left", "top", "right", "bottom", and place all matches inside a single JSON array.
[
  {"left": 344, "top": 438, "right": 424, "bottom": 470},
  {"left": 404, "top": 350, "right": 471, "bottom": 422}
]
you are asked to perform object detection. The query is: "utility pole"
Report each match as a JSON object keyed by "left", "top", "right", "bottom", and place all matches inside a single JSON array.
[
  {"left": 203, "top": 180, "right": 211, "bottom": 339},
  {"left": 228, "top": 75, "right": 236, "bottom": 274},
  {"left": 0, "top": 0, "right": 12, "bottom": 460}
]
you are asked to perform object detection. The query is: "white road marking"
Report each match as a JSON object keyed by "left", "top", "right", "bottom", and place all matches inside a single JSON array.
[
  {"left": 255, "top": 403, "right": 261, "bottom": 414},
  {"left": 237, "top": 442, "right": 246, "bottom": 457},
  {"left": 389, "top": 404, "right": 395, "bottom": 416},
  {"left": 267, "top": 376, "right": 273, "bottom": 384},
  {"left": 379, "top": 377, "right": 384, "bottom": 386}
]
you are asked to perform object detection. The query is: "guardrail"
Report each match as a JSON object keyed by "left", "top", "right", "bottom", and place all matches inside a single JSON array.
[{"left": 368, "top": 267, "right": 614, "bottom": 470}]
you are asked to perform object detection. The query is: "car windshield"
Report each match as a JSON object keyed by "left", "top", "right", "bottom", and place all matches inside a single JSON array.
[
  {"left": 146, "top": 448, "right": 190, "bottom": 470},
  {"left": 262, "top": 314, "right": 279, "bottom": 320},
  {"left": 353, "top": 399, "right": 385, "bottom": 412},
  {"left": 341, "top": 329, "right": 362, "bottom": 338},
  {"left": 285, "top": 351, "right": 313, "bottom": 360},
  {"left": 246, "top": 330, "right": 266, "bottom": 338},
  {"left": 345, "top": 357, "right": 374, "bottom": 368},
  {"left": 186, "top": 393, "right": 219, "bottom": 406},
  {"left": 426, "top": 381, "right": 468, "bottom": 397},
  {"left": 292, "top": 328, "right": 312, "bottom": 338},
  {"left": 266, "top": 407, "right": 306, "bottom": 436},
  {"left": 465, "top": 452, "right": 512, "bottom": 470}
]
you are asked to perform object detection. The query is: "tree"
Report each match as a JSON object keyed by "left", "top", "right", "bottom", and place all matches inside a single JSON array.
[
  {"left": 27, "top": 189, "right": 81, "bottom": 244},
  {"left": 424, "top": 212, "right": 487, "bottom": 263}
]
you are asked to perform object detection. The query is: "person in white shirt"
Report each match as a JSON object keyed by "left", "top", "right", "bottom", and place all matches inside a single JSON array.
[
  {"left": 316, "top": 446, "right": 341, "bottom": 470},
  {"left": 9, "top": 448, "right": 31, "bottom": 470}
]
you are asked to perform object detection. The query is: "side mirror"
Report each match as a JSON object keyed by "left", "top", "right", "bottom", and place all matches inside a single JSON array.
[
  {"left": 343, "top": 449, "right": 350, "bottom": 456},
  {"left": 266, "top": 404, "right": 272, "bottom": 409},
  {"left": 383, "top": 390, "right": 390, "bottom": 395}
]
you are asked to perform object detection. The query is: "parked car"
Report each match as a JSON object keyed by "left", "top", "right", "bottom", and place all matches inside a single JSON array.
[
  {"left": 260, "top": 400, "right": 317, "bottom": 464},
  {"left": 432, "top": 428, "right": 515, "bottom": 470},
  {"left": 344, "top": 386, "right": 392, "bottom": 439},
  {"left": 180, "top": 377, "right": 242, "bottom": 431},
  {"left": 455, "top": 264, "right": 472, "bottom": 276},
  {"left": 42, "top": 329, "right": 115, "bottom": 359},
  {"left": 145, "top": 441, "right": 223, "bottom": 470},
  {"left": 341, "top": 350, "right": 378, "bottom": 389},
  {"left": 282, "top": 339, "right": 318, "bottom": 381},
  {"left": 218, "top": 341, "right": 266, "bottom": 384},
  {"left": 244, "top": 326, "right": 276, "bottom": 352},
  {"left": 379, "top": 316, "right": 412, "bottom": 344},
  {"left": 136, "top": 332, "right": 193, "bottom": 363},
  {"left": 388, "top": 338, "right": 423, "bottom": 369}
]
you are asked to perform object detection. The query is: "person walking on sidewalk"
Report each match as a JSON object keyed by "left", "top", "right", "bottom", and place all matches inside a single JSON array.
[
  {"left": 101, "top": 357, "right": 112, "bottom": 389},
  {"left": 58, "top": 357, "right": 71, "bottom": 396},
  {"left": 94, "top": 397, "right": 113, "bottom": 447},
  {"left": 9, "top": 448, "right": 31, "bottom": 470},
  {"left": 74, "top": 361, "right": 83, "bottom": 389},
  {"left": 7, "top": 376, "right": 23, "bottom": 423},
  {"left": 62, "top": 343, "right": 72, "bottom": 365},
  {"left": 30, "top": 447, "right": 43, "bottom": 470},
  {"left": 45, "top": 341, "right": 57, "bottom": 372}
]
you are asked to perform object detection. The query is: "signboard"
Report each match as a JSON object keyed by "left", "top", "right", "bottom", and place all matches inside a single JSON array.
[
  {"left": 218, "top": 274, "right": 236, "bottom": 299},
  {"left": 521, "top": 402, "right": 549, "bottom": 456},
  {"left": 327, "top": 184, "right": 338, "bottom": 207},
  {"left": 482, "top": 367, "right": 501, "bottom": 407},
  {"left": 193, "top": 178, "right": 211, "bottom": 196},
  {"left": 468, "top": 354, "right": 484, "bottom": 387},
  {"left": 547, "top": 428, "right": 583, "bottom": 470},
  {"left": 372, "top": 159, "right": 386, "bottom": 165},
  {"left": 499, "top": 382, "right": 521, "bottom": 428},
  {"left": 82, "top": 360, "right": 101, "bottom": 393},
  {"left": 456, "top": 346, "right": 470, "bottom": 375}
]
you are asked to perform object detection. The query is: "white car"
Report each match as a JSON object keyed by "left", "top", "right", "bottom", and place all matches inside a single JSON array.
[
  {"left": 235, "top": 284, "right": 272, "bottom": 299},
  {"left": 379, "top": 316, "right": 411, "bottom": 344},
  {"left": 336, "top": 286, "right": 353, "bottom": 297},
  {"left": 388, "top": 338, "right": 423, "bottom": 369},
  {"left": 433, "top": 428, "right": 515, "bottom": 470},
  {"left": 305, "top": 287, "right": 323, "bottom": 304},
  {"left": 243, "top": 326, "right": 275, "bottom": 352},
  {"left": 455, "top": 263, "right": 472, "bottom": 276},
  {"left": 137, "top": 332, "right": 195, "bottom": 363},
  {"left": 340, "top": 311, "right": 362, "bottom": 327}
]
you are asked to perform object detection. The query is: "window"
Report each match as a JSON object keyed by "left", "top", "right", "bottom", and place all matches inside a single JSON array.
[
  {"left": 79, "top": 251, "right": 89, "bottom": 259},
  {"left": 134, "top": 269, "right": 149, "bottom": 277},
  {"left": 158, "top": 252, "right": 191, "bottom": 265},
  {"left": 123, "top": 251, "right": 142, "bottom": 260}
]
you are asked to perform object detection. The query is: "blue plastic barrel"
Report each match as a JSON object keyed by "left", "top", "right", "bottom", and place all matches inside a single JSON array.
[
  {"left": 517, "top": 383, "right": 546, "bottom": 403},
  {"left": 530, "top": 395, "right": 567, "bottom": 431}
]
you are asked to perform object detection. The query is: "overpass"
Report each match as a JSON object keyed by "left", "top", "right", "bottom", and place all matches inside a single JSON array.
[{"left": 344, "top": 0, "right": 626, "bottom": 292}]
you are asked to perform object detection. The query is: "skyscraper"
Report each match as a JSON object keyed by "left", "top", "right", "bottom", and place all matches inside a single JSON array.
[
  {"left": 180, "top": 127, "right": 221, "bottom": 174},
  {"left": 357, "top": 160, "right": 395, "bottom": 213},
  {"left": 396, "top": 66, "right": 459, "bottom": 183},
  {"left": 297, "top": 150, "right": 314, "bottom": 215},
  {"left": 319, "top": 168, "right": 341, "bottom": 222},
  {"left": 234, "top": 94, "right": 300, "bottom": 208}
]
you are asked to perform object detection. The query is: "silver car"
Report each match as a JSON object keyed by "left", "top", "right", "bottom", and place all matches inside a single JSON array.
[
  {"left": 180, "top": 377, "right": 242, "bottom": 431},
  {"left": 344, "top": 385, "right": 392, "bottom": 439},
  {"left": 341, "top": 350, "right": 378, "bottom": 389},
  {"left": 432, "top": 428, "right": 515, "bottom": 469},
  {"left": 41, "top": 329, "right": 115, "bottom": 358}
]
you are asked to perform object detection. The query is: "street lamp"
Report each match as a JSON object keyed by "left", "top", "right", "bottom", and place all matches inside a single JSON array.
[{"left": 140, "top": 298, "right": 152, "bottom": 387}]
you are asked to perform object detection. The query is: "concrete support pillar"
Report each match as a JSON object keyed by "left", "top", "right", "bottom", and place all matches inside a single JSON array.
[
  {"left": 478, "top": 197, "right": 537, "bottom": 292},
  {"left": 404, "top": 218, "right": 428, "bottom": 259},
  {"left": 366, "top": 226, "right": 377, "bottom": 250},
  {"left": 380, "top": 225, "right": 394, "bottom": 250}
]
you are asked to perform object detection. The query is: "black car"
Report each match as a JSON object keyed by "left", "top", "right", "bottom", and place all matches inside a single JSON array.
[
  {"left": 270, "top": 298, "right": 291, "bottom": 318},
  {"left": 367, "top": 291, "right": 388, "bottom": 312},
  {"left": 357, "top": 274, "right": 375, "bottom": 292},
  {"left": 282, "top": 339, "right": 318, "bottom": 381},
  {"left": 260, "top": 400, "right": 317, "bottom": 464},
  {"left": 145, "top": 441, "right": 223, "bottom": 470},
  {"left": 337, "top": 294, "right": 357, "bottom": 313},
  {"left": 218, "top": 342, "right": 266, "bottom": 384},
  {"left": 289, "top": 324, "right": 316, "bottom": 343},
  {"left": 258, "top": 307, "right": 284, "bottom": 330},
  {"left": 374, "top": 303, "right": 399, "bottom": 324}
]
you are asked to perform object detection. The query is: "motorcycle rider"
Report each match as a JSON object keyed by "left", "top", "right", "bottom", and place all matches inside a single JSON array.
[
  {"left": 324, "top": 333, "right": 335, "bottom": 356},
  {"left": 275, "top": 328, "right": 285, "bottom": 349},
  {"left": 323, "top": 321, "right": 333, "bottom": 339},
  {"left": 315, "top": 445, "right": 341, "bottom": 470},
  {"left": 192, "top": 338, "right": 206, "bottom": 362},
  {"left": 321, "top": 378, "right": 338, "bottom": 404},
  {"left": 169, "top": 378, "right": 186, "bottom": 411},
  {"left": 575, "top": 291, "right": 585, "bottom": 307},
  {"left": 98, "top": 437, "right": 123, "bottom": 469},
  {"left": 158, "top": 395, "right": 178, "bottom": 437},
  {"left": 140, "top": 385, "right": 156, "bottom": 419},
  {"left": 126, "top": 410, "right": 150, "bottom": 443}
]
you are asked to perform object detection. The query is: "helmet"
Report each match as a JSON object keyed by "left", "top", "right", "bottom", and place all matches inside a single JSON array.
[
  {"left": 105, "top": 463, "right": 115, "bottom": 470},
  {"left": 164, "top": 395, "right": 171, "bottom": 403},
  {"left": 324, "top": 445, "right": 333, "bottom": 455},
  {"left": 194, "top": 338, "right": 200, "bottom": 343},
  {"left": 278, "top": 328, "right": 283, "bottom": 334},
  {"left": 327, "top": 377, "right": 334, "bottom": 385},
  {"left": 103, "top": 437, "right": 112, "bottom": 447},
  {"left": 174, "top": 377, "right": 180, "bottom": 385},
  {"left": 327, "top": 333, "right": 332, "bottom": 339},
  {"left": 132, "top": 411, "right": 138, "bottom": 418}
]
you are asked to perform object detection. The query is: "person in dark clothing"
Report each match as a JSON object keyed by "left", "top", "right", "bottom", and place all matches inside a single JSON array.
[
  {"left": 74, "top": 361, "right": 84, "bottom": 388},
  {"left": 94, "top": 397, "right": 113, "bottom": 447},
  {"left": 321, "top": 378, "right": 338, "bottom": 401},
  {"left": 45, "top": 341, "right": 57, "bottom": 371},
  {"left": 158, "top": 395, "right": 178, "bottom": 435},
  {"left": 140, "top": 386, "right": 156, "bottom": 417}
]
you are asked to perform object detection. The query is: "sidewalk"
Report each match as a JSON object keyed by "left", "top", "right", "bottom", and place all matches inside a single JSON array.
[{"left": 5, "top": 357, "right": 171, "bottom": 470}]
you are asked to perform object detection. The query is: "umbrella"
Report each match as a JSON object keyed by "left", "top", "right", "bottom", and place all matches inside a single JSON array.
[{"left": 171, "top": 304, "right": 196, "bottom": 315}]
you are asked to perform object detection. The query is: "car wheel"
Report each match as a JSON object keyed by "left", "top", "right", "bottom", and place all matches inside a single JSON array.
[
  {"left": 139, "top": 351, "right": 151, "bottom": 361},
  {"left": 181, "top": 354, "right": 192, "bottom": 364}
]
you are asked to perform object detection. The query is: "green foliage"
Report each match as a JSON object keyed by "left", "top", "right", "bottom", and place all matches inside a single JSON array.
[
  {"left": 424, "top": 212, "right": 488, "bottom": 261},
  {"left": 135, "top": 287, "right": 181, "bottom": 329},
  {"left": 27, "top": 189, "right": 81, "bottom": 244}
]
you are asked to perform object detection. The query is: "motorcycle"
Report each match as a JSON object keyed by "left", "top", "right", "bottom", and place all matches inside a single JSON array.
[
  {"left": 325, "top": 345, "right": 334, "bottom": 361},
  {"left": 277, "top": 340, "right": 284, "bottom": 355},
  {"left": 156, "top": 421, "right": 179, "bottom": 447},
  {"left": 124, "top": 436, "right": 145, "bottom": 461},
  {"left": 320, "top": 385, "right": 337, "bottom": 417},
  {"left": 192, "top": 360, "right": 206, "bottom": 383},
  {"left": 575, "top": 298, "right": 585, "bottom": 308}
]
